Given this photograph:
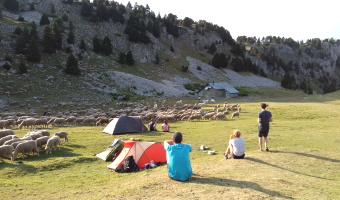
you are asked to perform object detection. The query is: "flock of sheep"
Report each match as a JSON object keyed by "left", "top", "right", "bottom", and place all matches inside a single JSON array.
[
  {"left": 0, "top": 129, "right": 68, "bottom": 161},
  {"left": 0, "top": 100, "right": 242, "bottom": 161},
  {"left": 0, "top": 101, "right": 241, "bottom": 130}
]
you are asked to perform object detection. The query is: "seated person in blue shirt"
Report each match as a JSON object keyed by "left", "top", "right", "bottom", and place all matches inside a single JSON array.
[{"left": 164, "top": 132, "right": 192, "bottom": 181}]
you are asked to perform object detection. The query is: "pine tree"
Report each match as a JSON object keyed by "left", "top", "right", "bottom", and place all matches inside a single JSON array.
[
  {"left": 52, "top": 21, "right": 62, "bottom": 49},
  {"left": 67, "top": 30, "right": 75, "bottom": 44},
  {"left": 92, "top": 36, "right": 102, "bottom": 53},
  {"left": 18, "top": 60, "right": 28, "bottom": 74},
  {"left": 30, "top": 22, "right": 39, "bottom": 41},
  {"left": 26, "top": 38, "right": 41, "bottom": 62},
  {"left": 15, "top": 35, "right": 27, "bottom": 54},
  {"left": 43, "top": 26, "right": 56, "bottom": 54},
  {"left": 125, "top": 50, "right": 135, "bottom": 65},
  {"left": 170, "top": 45, "right": 174, "bottom": 53},
  {"left": 155, "top": 53, "right": 160, "bottom": 64},
  {"left": 64, "top": 54, "right": 81, "bottom": 75},
  {"left": 208, "top": 43, "right": 217, "bottom": 55},
  {"left": 79, "top": 38, "right": 86, "bottom": 50},
  {"left": 14, "top": 26, "right": 22, "bottom": 35},
  {"left": 102, "top": 36, "right": 112, "bottom": 56},
  {"left": 40, "top": 14, "right": 50, "bottom": 26},
  {"left": 118, "top": 52, "right": 125, "bottom": 64}
]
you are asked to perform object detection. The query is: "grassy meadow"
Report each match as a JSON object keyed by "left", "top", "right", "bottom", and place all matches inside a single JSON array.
[{"left": 1, "top": 88, "right": 340, "bottom": 200}]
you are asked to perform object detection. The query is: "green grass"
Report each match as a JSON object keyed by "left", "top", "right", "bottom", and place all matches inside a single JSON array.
[{"left": 1, "top": 90, "right": 340, "bottom": 199}]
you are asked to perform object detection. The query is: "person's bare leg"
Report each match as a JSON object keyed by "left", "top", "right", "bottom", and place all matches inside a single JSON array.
[
  {"left": 224, "top": 145, "right": 231, "bottom": 159},
  {"left": 258, "top": 137, "right": 263, "bottom": 151},
  {"left": 264, "top": 137, "right": 269, "bottom": 151}
]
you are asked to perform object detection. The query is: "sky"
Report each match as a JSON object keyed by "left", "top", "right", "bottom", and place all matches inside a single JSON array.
[{"left": 115, "top": 0, "right": 340, "bottom": 42}]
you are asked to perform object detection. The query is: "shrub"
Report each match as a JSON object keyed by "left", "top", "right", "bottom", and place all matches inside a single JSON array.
[
  {"left": 181, "top": 65, "right": 188, "bottom": 72},
  {"left": 235, "top": 87, "right": 249, "bottom": 96},
  {"left": 4, "top": 55, "right": 13, "bottom": 63},
  {"left": 18, "top": 16, "right": 25, "bottom": 22},
  {"left": 64, "top": 54, "right": 81, "bottom": 75},
  {"left": 14, "top": 27, "right": 22, "bottom": 35},
  {"left": 3, "top": 62, "right": 11, "bottom": 71},
  {"left": 40, "top": 14, "right": 50, "bottom": 26},
  {"left": 184, "top": 83, "right": 204, "bottom": 91},
  {"left": 62, "top": 14, "right": 68, "bottom": 22},
  {"left": 18, "top": 60, "right": 28, "bottom": 74}
]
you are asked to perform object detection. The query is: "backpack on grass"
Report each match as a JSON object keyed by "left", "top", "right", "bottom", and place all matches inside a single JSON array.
[{"left": 123, "top": 155, "right": 139, "bottom": 172}]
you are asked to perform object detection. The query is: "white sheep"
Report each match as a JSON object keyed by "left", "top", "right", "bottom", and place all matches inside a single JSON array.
[
  {"left": 83, "top": 118, "right": 96, "bottom": 126},
  {"left": 36, "top": 130, "right": 50, "bottom": 137},
  {"left": 0, "top": 129, "right": 15, "bottom": 139},
  {"left": 197, "top": 102, "right": 206, "bottom": 107},
  {"left": 45, "top": 136, "right": 61, "bottom": 154},
  {"left": 50, "top": 118, "right": 66, "bottom": 126},
  {"left": 36, "top": 136, "right": 50, "bottom": 148},
  {"left": 231, "top": 112, "right": 240, "bottom": 119},
  {"left": 12, "top": 140, "right": 39, "bottom": 161},
  {"left": 3, "top": 138, "right": 22, "bottom": 146},
  {"left": 18, "top": 118, "right": 37, "bottom": 130},
  {"left": 0, "top": 120, "right": 9, "bottom": 129},
  {"left": 176, "top": 100, "right": 182, "bottom": 104},
  {"left": 0, "top": 135, "right": 18, "bottom": 145},
  {"left": 54, "top": 131, "right": 68, "bottom": 142},
  {"left": 24, "top": 132, "right": 43, "bottom": 140},
  {"left": 0, "top": 145, "right": 14, "bottom": 161},
  {"left": 210, "top": 99, "right": 215, "bottom": 103},
  {"left": 34, "top": 118, "right": 48, "bottom": 128}
]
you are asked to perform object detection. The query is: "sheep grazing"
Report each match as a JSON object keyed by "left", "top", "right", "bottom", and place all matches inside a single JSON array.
[
  {"left": 0, "top": 120, "right": 9, "bottom": 129},
  {"left": 12, "top": 140, "right": 39, "bottom": 161},
  {"left": 65, "top": 116, "right": 77, "bottom": 124},
  {"left": 18, "top": 118, "right": 37, "bottom": 130},
  {"left": 0, "top": 145, "right": 14, "bottom": 161},
  {"left": 0, "top": 135, "right": 18, "bottom": 145},
  {"left": 24, "top": 132, "right": 43, "bottom": 140},
  {"left": 11, "top": 141, "right": 26, "bottom": 149},
  {"left": 0, "top": 129, "right": 15, "bottom": 139},
  {"left": 96, "top": 118, "right": 110, "bottom": 126},
  {"left": 36, "top": 130, "right": 50, "bottom": 137},
  {"left": 176, "top": 100, "right": 182, "bottom": 104},
  {"left": 36, "top": 136, "right": 50, "bottom": 148},
  {"left": 4, "top": 138, "right": 23, "bottom": 146},
  {"left": 83, "top": 118, "right": 96, "bottom": 126},
  {"left": 34, "top": 118, "right": 48, "bottom": 129},
  {"left": 54, "top": 132, "right": 68, "bottom": 142},
  {"left": 51, "top": 118, "right": 66, "bottom": 127},
  {"left": 214, "top": 113, "right": 226, "bottom": 120},
  {"left": 45, "top": 136, "right": 61, "bottom": 154},
  {"left": 231, "top": 112, "right": 240, "bottom": 119}
]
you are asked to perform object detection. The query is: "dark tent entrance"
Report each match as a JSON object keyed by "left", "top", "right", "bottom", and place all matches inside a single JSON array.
[{"left": 103, "top": 116, "right": 148, "bottom": 135}]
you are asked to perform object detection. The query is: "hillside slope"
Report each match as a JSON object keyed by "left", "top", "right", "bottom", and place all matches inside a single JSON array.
[{"left": 1, "top": 0, "right": 338, "bottom": 112}]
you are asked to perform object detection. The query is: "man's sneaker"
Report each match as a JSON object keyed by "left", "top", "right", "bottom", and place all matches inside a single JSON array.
[
  {"left": 223, "top": 153, "right": 229, "bottom": 159},
  {"left": 266, "top": 148, "right": 269, "bottom": 152}
]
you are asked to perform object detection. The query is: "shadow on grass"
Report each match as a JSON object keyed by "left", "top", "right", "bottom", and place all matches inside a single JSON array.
[
  {"left": 246, "top": 157, "right": 333, "bottom": 180},
  {"left": 277, "top": 151, "right": 340, "bottom": 163},
  {"left": 190, "top": 175, "right": 292, "bottom": 199}
]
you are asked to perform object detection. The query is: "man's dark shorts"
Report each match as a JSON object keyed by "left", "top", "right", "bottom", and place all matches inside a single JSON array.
[
  {"left": 232, "top": 153, "right": 245, "bottom": 159},
  {"left": 258, "top": 126, "right": 269, "bottom": 137}
]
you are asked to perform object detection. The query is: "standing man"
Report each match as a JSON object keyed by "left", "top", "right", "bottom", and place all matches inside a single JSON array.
[
  {"left": 258, "top": 103, "right": 273, "bottom": 151},
  {"left": 164, "top": 132, "right": 192, "bottom": 181}
]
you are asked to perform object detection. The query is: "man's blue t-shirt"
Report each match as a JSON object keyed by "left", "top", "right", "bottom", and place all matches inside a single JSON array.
[
  {"left": 164, "top": 143, "right": 192, "bottom": 181},
  {"left": 258, "top": 110, "right": 272, "bottom": 128}
]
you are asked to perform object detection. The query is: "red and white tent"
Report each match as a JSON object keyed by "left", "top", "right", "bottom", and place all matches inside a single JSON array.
[{"left": 107, "top": 141, "right": 166, "bottom": 170}]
